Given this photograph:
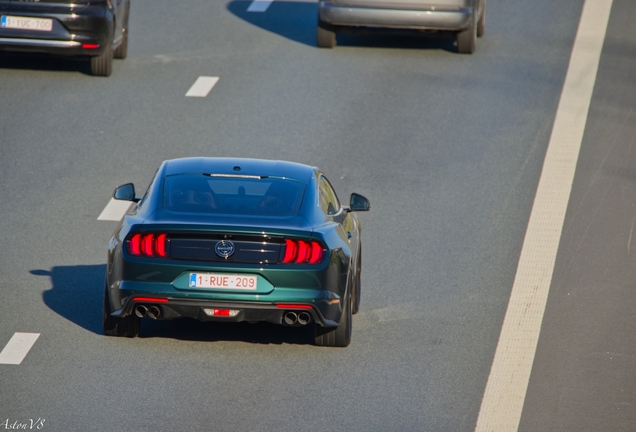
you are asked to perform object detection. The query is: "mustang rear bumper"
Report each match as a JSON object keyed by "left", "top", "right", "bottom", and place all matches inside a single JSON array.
[
  {"left": 319, "top": 2, "right": 472, "bottom": 31},
  {"left": 111, "top": 297, "right": 341, "bottom": 327}
]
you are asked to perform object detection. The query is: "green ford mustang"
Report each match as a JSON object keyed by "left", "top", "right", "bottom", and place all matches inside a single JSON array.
[{"left": 103, "top": 157, "right": 370, "bottom": 347}]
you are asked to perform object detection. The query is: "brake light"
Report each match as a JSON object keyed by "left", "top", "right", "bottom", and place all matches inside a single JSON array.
[
  {"left": 309, "top": 242, "right": 324, "bottom": 263},
  {"left": 281, "top": 239, "right": 324, "bottom": 264},
  {"left": 156, "top": 234, "right": 167, "bottom": 257},
  {"left": 132, "top": 297, "right": 169, "bottom": 303},
  {"left": 297, "top": 241, "right": 311, "bottom": 262},
  {"left": 141, "top": 234, "right": 154, "bottom": 256},
  {"left": 128, "top": 233, "right": 169, "bottom": 258},
  {"left": 129, "top": 234, "right": 142, "bottom": 255},
  {"left": 282, "top": 239, "right": 297, "bottom": 263},
  {"left": 82, "top": 43, "right": 99, "bottom": 49},
  {"left": 204, "top": 308, "right": 240, "bottom": 317}
]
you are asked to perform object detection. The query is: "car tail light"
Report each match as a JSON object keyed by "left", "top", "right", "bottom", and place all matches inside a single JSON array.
[
  {"left": 204, "top": 308, "right": 240, "bottom": 317},
  {"left": 282, "top": 239, "right": 297, "bottom": 263},
  {"left": 155, "top": 234, "right": 167, "bottom": 256},
  {"left": 82, "top": 43, "right": 99, "bottom": 49},
  {"left": 128, "top": 233, "right": 169, "bottom": 258},
  {"left": 297, "top": 241, "right": 311, "bottom": 262},
  {"left": 281, "top": 239, "right": 324, "bottom": 264},
  {"left": 276, "top": 304, "right": 313, "bottom": 309},
  {"left": 132, "top": 297, "right": 169, "bottom": 304}
]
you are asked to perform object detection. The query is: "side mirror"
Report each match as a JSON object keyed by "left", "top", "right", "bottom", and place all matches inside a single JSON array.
[
  {"left": 349, "top": 193, "right": 370, "bottom": 212},
  {"left": 113, "top": 183, "right": 137, "bottom": 202}
]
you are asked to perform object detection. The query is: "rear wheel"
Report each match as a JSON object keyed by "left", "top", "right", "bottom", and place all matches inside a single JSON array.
[
  {"left": 314, "top": 293, "right": 351, "bottom": 347},
  {"left": 352, "top": 251, "right": 362, "bottom": 315},
  {"left": 114, "top": 2, "right": 130, "bottom": 59},
  {"left": 456, "top": 10, "right": 477, "bottom": 54},
  {"left": 113, "top": 28, "right": 128, "bottom": 59},
  {"left": 90, "top": 45, "right": 113, "bottom": 77},
  {"left": 103, "top": 283, "right": 140, "bottom": 337},
  {"left": 477, "top": 0, "right": 485, "bottom": 37},
  {"left": 317, "top": 20, "right": 336, "bottom": 48}
]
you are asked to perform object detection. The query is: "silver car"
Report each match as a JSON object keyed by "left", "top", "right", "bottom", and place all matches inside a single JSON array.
[{"left": 317, "top": 0, "right": 485, "bottom": 53}]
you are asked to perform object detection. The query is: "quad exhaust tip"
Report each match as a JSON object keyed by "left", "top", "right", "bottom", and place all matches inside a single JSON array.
[
  {"left": 134, "top": 304, "right": 161, "bottom": 319},
  {"left": 283, "top": 311, "right": 312, "bottom": 326},
  {"left": 134, "top": 305, "right": 148, "bottom": 318},
  {"left": 147, "top": 306, "right": 161, "bottom": 319},
  {"left": 297, "top": 312, "right": 311, "bottom": 325},
  {"left": 284, "top": 311, "right": 297, "bottom": 325}
]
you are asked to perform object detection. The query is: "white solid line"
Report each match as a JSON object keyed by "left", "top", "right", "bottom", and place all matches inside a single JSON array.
[
  {"left": 0, "top": 333, "right": 40, "bottom": 365},
  {"left": 474, "top": 1, "right": 614, "bottom": 431},
  {"left": 247, "top": 0, "right": 273, "bottom": 12},
  {"left": 97, "top": 198, "right": 132, "bottom": 221},
  {"left": 185, "top": 76, "right": 219, "bottom": 98}
]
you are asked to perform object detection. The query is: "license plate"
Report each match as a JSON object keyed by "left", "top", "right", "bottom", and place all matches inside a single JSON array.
[
  {"left": 1, "top": 16, "right": 53, "bottom": 32},
  {"left": 189, "top": 273, "right": 257, "bottom": 290}
]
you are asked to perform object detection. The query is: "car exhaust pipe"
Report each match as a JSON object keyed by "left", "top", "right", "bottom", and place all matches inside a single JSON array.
[
  {"left": 147, "top": 306, "right": 161, "bottom": 320},
  {"left": 134, "top": 305, "right": 148, "bottom": 318},
  {"left": 283, "top": 311, "right": 298, "bottom": 325},
  {"left": 297, "top": 312, "right": 311, "bottom": 325}
]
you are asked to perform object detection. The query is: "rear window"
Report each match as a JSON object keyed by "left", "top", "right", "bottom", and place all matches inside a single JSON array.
[{"left": 163, "top": 174, "right": 305, "bottom": 216}]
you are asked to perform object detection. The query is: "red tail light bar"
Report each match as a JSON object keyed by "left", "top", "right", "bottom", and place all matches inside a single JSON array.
[
  {"left": 276, "top": 304, "right": 313, "bottom": 309},
  {"left": 282, "top": 239, "right": 324, "bottom": 264},
  {"left": 128, "top": 233, "right": 168, "bottom": 258},
  {"left": 132, "top": 297, "right": 169, "bottom": 303}
]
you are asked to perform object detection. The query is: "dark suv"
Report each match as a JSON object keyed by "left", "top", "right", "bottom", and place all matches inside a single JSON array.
[{"left": 0, "top": 0, "right": 130, "bottom": 76}]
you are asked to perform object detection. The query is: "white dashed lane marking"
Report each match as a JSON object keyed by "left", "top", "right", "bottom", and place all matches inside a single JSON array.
[
  {"left": 247, "top": 0, "right": 273, "bottom": 12},
  {"left": 97, "top": 198, "right": 132, "bottom": 221},
  {"left": 0, "top": 333, "right": 40, "bottom": 365},
  {"left": 185, "top": 76, "right": 219, "bottom": 98},
  {"left": 474, "top": 0, "right": 614, "bottom": 431}
]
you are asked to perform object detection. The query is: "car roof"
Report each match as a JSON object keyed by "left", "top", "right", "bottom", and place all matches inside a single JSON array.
[{"left": 163, "top": 157, "right": 315, "bottom": 182}]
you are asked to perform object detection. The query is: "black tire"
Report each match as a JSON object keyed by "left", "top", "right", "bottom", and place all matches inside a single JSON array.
[
  {"left": 352, "top": 250, "right": 362, "bottom": 315},
  {"left": 456, "top": 10, "right": 477, "bottom": 54},
  {"left": 317, "top": 20, "right": 336, "bottom": 48},
  {"left": 90, "top": 45, "right": 113, "bottom": 77},
  {"left": 477, "top": 0, "right": 485, "bottom": 38},
  {"left": 103, "top": 283, "right": 140, "bottom": 338},
  {"left": 314, "top": 293, "right": 352, "bottom": 347},
  {"left": 113, "top": 28, "right": 128, "bottom": 59},
  {"left": 114, "top": 2, "right": 130, "bottom": 59}
]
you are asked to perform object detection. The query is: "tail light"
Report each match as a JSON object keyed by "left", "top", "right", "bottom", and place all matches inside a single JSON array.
[
  {"left": 132, "top": 297, "right": 169, "bottom": 303},
  {"left": 204, "top": 308, "right": 240, "bottom": 317},
  {"left": 128, "top": 233, "right": 169, "bottom": 258},
  {"left": 281, "top": 239, "right": 324, "bottom": 264},
  {"left": 276, "top": 304, "right": 313, "bottom": 309}
]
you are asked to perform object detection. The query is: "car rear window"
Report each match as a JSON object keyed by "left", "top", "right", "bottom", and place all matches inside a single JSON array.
[{"left": 163, "top": 174, "right": 306, "bottom": 216}]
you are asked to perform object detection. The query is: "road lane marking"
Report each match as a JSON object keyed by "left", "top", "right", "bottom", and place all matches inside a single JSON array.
[
  {"left": 185, "top": 76, "right": 219, "bottom": 97},
  {"left": 247, "top": 0, "right": 273, "bottom": 12},
  {"left": 0, "top": 333, "right": 40, "bottom": 365},
  {"left": 474, "top": 1, "right": 614, "bottom": 431},
  {"left": 97, "top": 198, "right": 132, "bottom": 221}
]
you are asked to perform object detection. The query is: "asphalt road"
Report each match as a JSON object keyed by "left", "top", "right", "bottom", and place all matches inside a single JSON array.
[{"left": 0, "top": 0, "right": 634, "bottom": 431}]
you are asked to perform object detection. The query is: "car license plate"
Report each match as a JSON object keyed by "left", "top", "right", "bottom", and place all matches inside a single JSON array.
[
  {"left": 1, "top": 16, "right": 53, "bottom": 32},
  {"left": 189, "top": 273, "right": 257, "bottom": 290}
]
